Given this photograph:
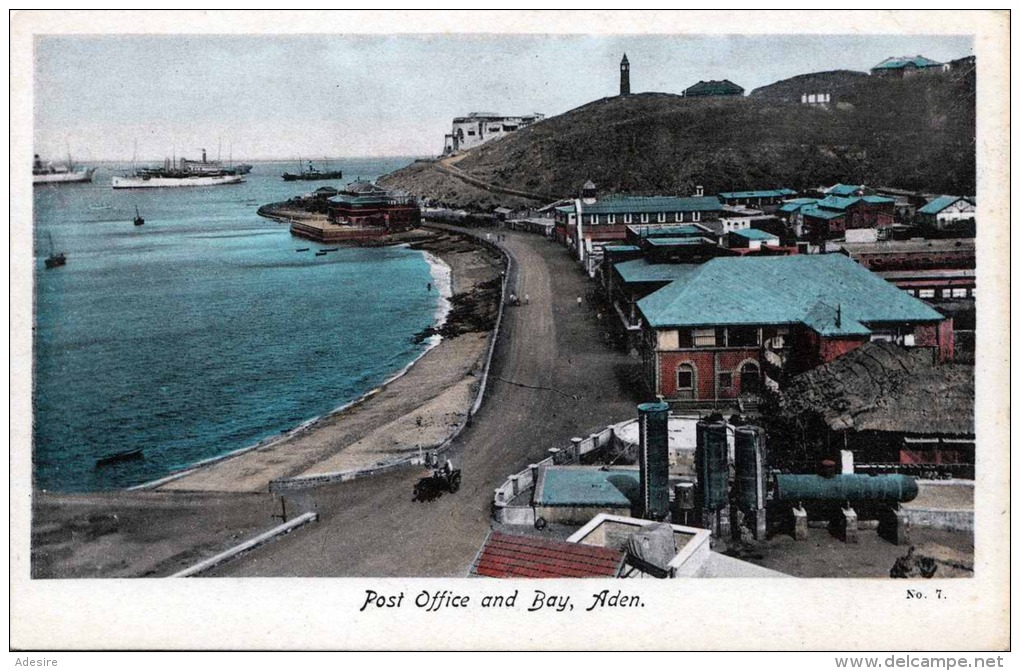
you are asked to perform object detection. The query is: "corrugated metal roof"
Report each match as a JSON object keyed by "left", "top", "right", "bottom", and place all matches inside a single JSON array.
[
  {"left": 840, "top": 238, "right": 974, "bottom": 255},
  {"left": 918, "top": 195, "right": 973, "bottom": 215},
  {"left": 471, "top": 531, "right": 626, "bottom": 579},
  {"left": 603, "top": 244, "right": 641, "bottom": 252},
  {"left": 534, "top": 467, "right": 639, "bottom": 506},
  {"left": 779, "top": 198, "right": 819, "bottom": 213},
  {"left": 628, "top": 224, "right": 709, "bottom": 238},
  {"left": 644, "top": 236, "right": 715, "bottom": 246},
  {"left": 571, "top": 195, "right": 722, "bottom": 215},
  {"left": 732, "top": 228, "right": 778, "bottom": 240},
  {"left": 873, "top": 55, "right": 944, "bottom": 70},
  {"left": 719, "top": 188, "right": 797, "bottom": 199},
  {"left": 816, "top": 195, "right": 861, "bottom": 211},
  {"left": 826, "top": 183, "right": 868, "bottom": 197},
  {"left": 637, "top": 254, "right": 945, "bottom": 333},
  {"left": 861, "top": 195, "right": 896, "bottom": 204},
  {"left": 615, "top": 259, "right": 701, "bottom": 284},
  {"left": 801, "top": 205, "right": 847, "bottom": 221}
]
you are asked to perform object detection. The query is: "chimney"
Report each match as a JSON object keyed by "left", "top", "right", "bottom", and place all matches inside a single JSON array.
[{"left": 637, "top": 401, "right": 671, "bottom": 520}]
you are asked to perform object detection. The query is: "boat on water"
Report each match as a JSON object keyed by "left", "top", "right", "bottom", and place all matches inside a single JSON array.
[
  {"left": 133, "top": 206, "right": 145, "bottom": 226},
  {"left": 282, "top": 160, "right": 343, "bottom": 182},
  {"left": 295, "top": 247, "right": 310, "bottom": 252},
  {"left": 43, "top": 232, "right": 66, "bottom": 269},
  {"left": 33, "top": 153, "right": 96, "bottom": 185},
  {"left": 95, "top": 448, "right": 144, "bottom": 468},
  {"left": 315, "top": 250, "right": 328, "bottom": 256},
  {"left": 112, "top": 149, "right": 245, "bottom": 189},
  {"left": 322, "top": 247, "right": 339, "bottom": 252}
]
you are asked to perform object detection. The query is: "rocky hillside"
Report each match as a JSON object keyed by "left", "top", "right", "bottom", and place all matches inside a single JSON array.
[{"left": 381, "top": 67, "right": 975, "bottom": 209}]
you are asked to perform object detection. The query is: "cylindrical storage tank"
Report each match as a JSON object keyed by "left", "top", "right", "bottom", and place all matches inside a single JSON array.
[
  {"left": 734, "top": 425, "right": 766, "bottom": 512},
  {"left": 695, "top": 420, "right": 728, "bottom": 511},
  {"left": 774, "top": 474, "right": 919, "bottom": 503},
  {"left": 674, "top": 482, "right": 695, "bottom": 511},
  {"left": 637, "top": 401, "right": 671, "bottom": 520}
]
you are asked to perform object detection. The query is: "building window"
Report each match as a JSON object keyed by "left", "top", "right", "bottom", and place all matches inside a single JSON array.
[
  {"left": 693, "top": 328, "right": 717, "bottom": 348},
  {"left": 624, "top": 214, "right": 632, "bottom": 224},
  {"left": 941, "top": 288, "right": 953, "bottom": 298},
  {"left": 718, "top": 372, "right": 733, "bottom": 389},
  {"left": 640, "top": 213, "right": 649, "bottom": 223},
  {"left": 677, "top": 330, "right": 693, "bottom": 348},
  {"left": 693, "top": 211, "right": 701, "bottom": 222},
  {"left": 608, "top": 214, "right": 616, "bottom": 224},
  {"left": 467, "top": 130, "right": 476, "bottom": 136},
  {"left": 739, "top": 362, "right": 761, "bottom": 395},
  {"left": 728, "top": 326, "right": 760, "bottom": 347},
  {"left": 919, "top": 289, "right": 935, "bottom": 298},
  {"left": 952, "top": 288, "right": 968, "bottom": 298},
  {"left": 675, "top": 212, "right": 682, "bottom": 222},
  {"left": 676, "top": 364, "right": 696, "bottom": 399},
  {"left": 970, "top": 288, "right": 977, "bottom": 297},
  {"left": 657, "top": 212, "right": 666, "bottom": 223}
]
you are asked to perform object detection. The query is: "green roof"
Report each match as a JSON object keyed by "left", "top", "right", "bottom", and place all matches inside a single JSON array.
[
  {"left": 816, "top": 195, "right": 861, "bottom": 211},
  {"left": 918, "top": 195, "right": 972, "bottom": 215},
  {"left": 719, "top": 188, "right": 797, "bottom": 199},
  {"left": 644, "top": 236, "right": 714, "bottom": 247},
  {"left": 733, "top": 228, "right": 778, "bottom": 240},
  {"left": 555, "top": 205, "right": 574, "bottom": 214},
  {"left": 603, "top": 244, "right": 641, "bottom": 253},
  {"left": 861, "top": 195, "right": 896, "bottom": 205},
  {"left": 827, "top": 183, "right": 869, "bottom": 197},
  {"left": 637, "top": 254, "right": 944, "bottom": 335},
  {"left": 801, "top": 205, "right": 846, "bottom": 221},
  {"left": 873, "top": 55, "right": 944, "bottom": 70},
  {"left": 534, "top": 467, "right": 639, "bottom": 507},
  {"left": 615, "top": 259, "right": 701, "bottom": 284},
  {"left": 779, "top": 198, "right": 819, "bottom": 213},
  {"left": 629, "top": 224, "right": 709, "bottom": 238},
  {"left": 574, "top": 195, "right": 722, "bottom": 215}
]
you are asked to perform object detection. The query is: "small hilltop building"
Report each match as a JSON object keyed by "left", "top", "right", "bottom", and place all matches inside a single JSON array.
[
  {"left": 443, "top": 112, "right": 545, "bottom": 154},
  {"left": 871, "top": 55, "right": 950, "bottom": 77},
  {"left": 683, "top": 80, "right": 745, "bottom": 97}
]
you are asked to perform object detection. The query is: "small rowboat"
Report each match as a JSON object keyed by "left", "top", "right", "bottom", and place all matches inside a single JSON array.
[{"left": 95, "top": 448, "right": 144, "bottom": 468}]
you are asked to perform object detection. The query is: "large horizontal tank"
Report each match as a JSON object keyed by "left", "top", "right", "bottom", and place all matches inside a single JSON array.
[{"left": 774, "top": 474, "right": 919, "bottom": 504}]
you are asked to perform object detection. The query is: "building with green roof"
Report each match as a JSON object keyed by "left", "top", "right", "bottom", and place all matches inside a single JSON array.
[
  {"left": 634, "top": 254, "right": 953, "bottom": 408},
  {"left": 327, "top": 180, "right": 420, "bottom": 231},
  {"left": 871, "top": 55, "right": 948, "bottom": 77},
  {"left": 916, "top": 195, "right": 976, "bottom": 229}
]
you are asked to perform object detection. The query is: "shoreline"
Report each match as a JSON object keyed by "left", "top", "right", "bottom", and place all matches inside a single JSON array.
[{"left": 129, "top": 243, "right": 457, "bottom": 492}]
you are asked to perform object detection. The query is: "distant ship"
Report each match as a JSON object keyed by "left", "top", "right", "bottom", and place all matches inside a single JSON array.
[
  {"left": 44, "top": 232, "right": 66, "bottom": 269},
  {"left": 282, "top": 160, "right": 343, "bottom": 182},
  {"left": 33, "top": 154, "right": 96, "bottom": 185},
  {"left": 112, "top": 149, "right": 244, "bottom": 189}
]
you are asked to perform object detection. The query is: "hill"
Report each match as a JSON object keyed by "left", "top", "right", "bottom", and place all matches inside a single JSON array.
[
  {"left": 380, "top": 68, "right": 975, "bottom": 209},
  {"left": 749, "top": 69, "right": 869, "bottom": 104}
]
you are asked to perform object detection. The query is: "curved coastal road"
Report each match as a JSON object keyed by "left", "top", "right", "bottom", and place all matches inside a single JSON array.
[{"left": 213, "top": 228, "right": 644, "bottom": 577}]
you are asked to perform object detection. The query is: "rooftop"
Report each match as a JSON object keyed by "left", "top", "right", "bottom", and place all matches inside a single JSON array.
[
  {"left": 573, "top": 195, "right": 723, "bottom": 215},
  {"left": 801, "top": 205, "right": 847, "bottom": 220},
  {"left": 614, "top": 259, "right": 701, "bottom": 284},
  {"left": 839, "top": 238, "right": 975, "bottom": 255},
  {"left": 643, "top": 236, "right": 717, "bottom": 247},
  {"left": 718, "top": 188, "right": 797, "bottom": 199},
  {"left": 732, "top": 228, "right": 779, "bottom": 241},
  {"left": 534, "top": 467, "right": 639, "bottom": 507},
  {"left": 637, "top": 254, "right": 945, "bottom": 334},
  {"left": 779, "top": 198, "right": 820, "bottom": 213},
  {"left": 873, "top": 55, "right": 945, "bottom": 70},
  {"left": 918, "top": 195, "right": 975, "bottom": 215},
  {"left": 470, "top": 531, "right": 626, "bottom": 579},
  {"left": 826, "top": 183, "right": 870, "bottom": 197},
  {"left": 684, "top": 79, "right": 745, "bottom": 96},
  {"left": 628, "top": 224, "right": 711, "bottom": 238}
]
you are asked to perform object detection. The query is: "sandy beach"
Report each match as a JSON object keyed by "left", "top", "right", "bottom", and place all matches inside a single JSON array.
[{"left": 31, "top": 227, "right": 504, "bottom": 577}]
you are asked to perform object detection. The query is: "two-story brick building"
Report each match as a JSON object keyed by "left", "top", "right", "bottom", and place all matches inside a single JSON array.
[
  {"left": 636, "top": 254, "right": 953, "bottom": 409},
  {"left": 553, "top": 182, "right": 724, "bottom": 275}
]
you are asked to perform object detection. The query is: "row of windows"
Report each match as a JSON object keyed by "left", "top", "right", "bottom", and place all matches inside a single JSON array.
[
  {"left": 906, "top": 287, "right": 975, "bottom": 299},
  {"left": 660, "top": 326, "right": 787, "bottom": 350},
  {"left": 675, "top": 361, "right": 760, "bottom": 397},
  {"left": 586, "top": 211, "right": 703, "bottom": 225}
]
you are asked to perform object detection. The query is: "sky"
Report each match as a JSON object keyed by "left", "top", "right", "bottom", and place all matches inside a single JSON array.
[{"left": 33, "top": 33, "right": 973, "bottom": 161}]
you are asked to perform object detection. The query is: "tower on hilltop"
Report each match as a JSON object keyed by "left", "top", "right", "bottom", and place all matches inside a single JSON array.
[{"left": 620, "top": 54, "right": 630, "bottom": 96}]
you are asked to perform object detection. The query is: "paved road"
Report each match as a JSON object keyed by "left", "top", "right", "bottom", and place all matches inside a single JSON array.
[{"left": 214, "top": 228, "right": 646, "bottom": 577}]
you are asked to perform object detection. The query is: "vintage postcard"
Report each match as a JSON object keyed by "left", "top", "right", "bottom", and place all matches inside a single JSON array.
[{"left": 10, "top": 10, "right": 1009, "bottom": 653}]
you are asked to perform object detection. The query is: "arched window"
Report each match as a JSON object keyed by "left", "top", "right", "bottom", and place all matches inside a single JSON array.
[
  {"left": 675, "top": 363, "right": 697, "bottom": 399},
  {"left": 739, "top": 361, "right": 760, "bottom": 396}
]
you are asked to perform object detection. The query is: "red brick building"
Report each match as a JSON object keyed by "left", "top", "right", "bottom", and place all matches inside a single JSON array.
[
  {"left": 636, "top": 255, "right": 953, "bottom": 408},
  {"left": 326, "top": 180, "right": 420, "bottom": 232}
]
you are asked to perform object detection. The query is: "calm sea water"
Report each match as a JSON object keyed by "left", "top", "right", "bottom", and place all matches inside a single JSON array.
[{"left": 33, "top": 157, "right": 443, "bottom": 492}]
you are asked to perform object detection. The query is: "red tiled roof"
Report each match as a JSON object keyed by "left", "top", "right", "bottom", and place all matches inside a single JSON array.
[{"left": 471, "top": 531, "right": 625, "bottom": 579}]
